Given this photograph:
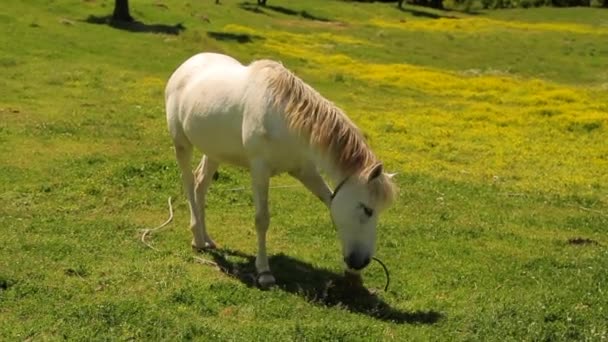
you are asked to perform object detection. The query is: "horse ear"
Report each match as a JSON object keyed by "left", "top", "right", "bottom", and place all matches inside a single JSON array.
[{"left": 368, "top": 163, "right": 383, "bottom": 182}]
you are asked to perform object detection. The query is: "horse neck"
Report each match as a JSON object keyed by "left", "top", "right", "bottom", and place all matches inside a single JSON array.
[
  {"left": 305, "top": 126, "right": 372, "bottom": 187},
  {"left": 312, "top": 150, "right": 355, "bottom": 187}
]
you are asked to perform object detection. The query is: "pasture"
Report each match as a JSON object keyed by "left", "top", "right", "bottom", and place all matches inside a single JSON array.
[{"left": 1, "top": 0, "right": 607, "bottom": 340}]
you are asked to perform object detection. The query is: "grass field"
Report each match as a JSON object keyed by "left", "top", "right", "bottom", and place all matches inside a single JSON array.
[{"left": 1, "top": 0, "right": 607, "bottom": 340}]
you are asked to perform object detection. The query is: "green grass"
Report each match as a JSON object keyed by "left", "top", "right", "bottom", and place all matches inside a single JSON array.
[{"left": 1, "top": 0, "right": 607, "bottom": 340}]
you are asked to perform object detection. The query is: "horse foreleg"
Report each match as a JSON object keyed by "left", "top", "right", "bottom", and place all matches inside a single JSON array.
[
  {"left": 193, "top": 155, "right": 220, "bottom": 250},
  {"left": 289, "top": 166, "right": 332, "bottom": 208},
  {"left": 250, "top": 160, "right": 275, "bottom": 288}
]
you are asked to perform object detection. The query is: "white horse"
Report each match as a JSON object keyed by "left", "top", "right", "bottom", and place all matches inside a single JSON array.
[{"left": 165, "top": 53, "right": 396, "bottom": 287}]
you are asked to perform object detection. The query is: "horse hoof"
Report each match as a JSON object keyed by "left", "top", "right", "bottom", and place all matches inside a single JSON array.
[
  {"left": 257, "top": 272, "right": 276, "bottom": 289},
  {"left": 191, "top": 239, "right": 217, "bottom": 252}
]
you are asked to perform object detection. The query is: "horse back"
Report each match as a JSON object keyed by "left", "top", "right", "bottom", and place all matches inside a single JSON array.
[{"left": 165, "top": 53, "right": 309, "bottom": 171}]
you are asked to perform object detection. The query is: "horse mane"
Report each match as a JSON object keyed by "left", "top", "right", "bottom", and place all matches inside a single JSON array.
[{"left": 250, "top": 59, "right": 397, "bottom": 207}]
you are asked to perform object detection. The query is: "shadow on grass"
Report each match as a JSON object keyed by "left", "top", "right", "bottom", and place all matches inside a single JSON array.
[
  {"left": 206, "top": 31, "right": 264, "bottom": 43},
  {"left": 84, "top": 15, "right": 185, "bottom": 35},
  {"left": 238, "top": 2, "right": 332, "bottom": 22},
  {"left": 397, "top": 3, "right": 482, "bottom": 17},
  {"left": 238, "top": 2, "right": 272, "bottom": 15},
  {"left": 0, "top": 276, "right": 15, "bottom": 291},
  {"left": 398, "top": 6, "right": 460, "bottom": 19},
  {"left": 203, "top": 248, "right": 443, "bottom": 324}
]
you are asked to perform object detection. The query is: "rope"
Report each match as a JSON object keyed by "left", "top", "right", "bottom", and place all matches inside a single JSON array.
[
  {"left": 372, "top": 256, "right": 391, "bottom": 291},
  {"left": 139, "top": 194, "right": 391, "bottom": 292},
  {"left": 139, "top": 197, "right": 174, "bottom": 251}
]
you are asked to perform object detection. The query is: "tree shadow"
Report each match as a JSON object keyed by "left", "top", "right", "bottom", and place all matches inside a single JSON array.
[
  {"left": 202, "top": 248, "right": 443, "bottom": 324},
  {"left": 238, "top": 2, "right": 272, "bottom": 16},
  {"left": 206, "top": 31, "right": 264, "bottom": 43},
  {"left": 84, "top": 15, "right": 185, "bottom": 35},
  {"left": 397, "top": 2, "right": 482, "bottom": 17},
  {"left": 238, "top": 2, "right": 332, "bottom": 22},
  {"left": 398, "top": 6, "right": 460, "bottom": 19}
]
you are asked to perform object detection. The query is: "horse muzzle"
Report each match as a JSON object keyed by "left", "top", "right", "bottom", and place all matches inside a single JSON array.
[{"left": 344, "top": 251, "right": 371, "bottom": 271}]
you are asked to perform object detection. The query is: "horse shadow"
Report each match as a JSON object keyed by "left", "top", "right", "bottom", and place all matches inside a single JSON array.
[
  {"left": 83, "top": 15, "right": 185, "bottom": 35},
  {"left": 203, "top": 248, "right": 443, "bottom": 324}
]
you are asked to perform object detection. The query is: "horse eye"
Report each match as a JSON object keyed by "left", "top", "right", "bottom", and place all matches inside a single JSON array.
[{"left": 361, "top": 204, "right": 373, "bottom": 217}]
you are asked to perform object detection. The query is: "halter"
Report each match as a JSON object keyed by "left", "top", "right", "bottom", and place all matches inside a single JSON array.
[{"left": 330, "top": 176, "right": 349, "bottom": 201}]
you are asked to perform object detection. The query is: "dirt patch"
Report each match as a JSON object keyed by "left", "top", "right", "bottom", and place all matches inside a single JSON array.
[
  {"left": 0, "top": 277, "right": 15, "bottom": 291},
  {"left": 567, "top": 237, "right": 599, "bottom": 246}
]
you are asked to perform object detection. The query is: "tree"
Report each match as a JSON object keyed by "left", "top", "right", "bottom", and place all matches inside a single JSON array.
[{"left": 113, "top": 0, "right": 133, "bottom": 22}]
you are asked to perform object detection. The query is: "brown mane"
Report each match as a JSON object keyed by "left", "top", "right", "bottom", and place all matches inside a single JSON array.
[{"left": 250, "top": 59, "right": 397, "bottom": 207}]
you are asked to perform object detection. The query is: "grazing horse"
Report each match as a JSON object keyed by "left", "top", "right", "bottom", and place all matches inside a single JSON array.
[{"left": 165, "top": 53, "right": 396, "bottom": 287}]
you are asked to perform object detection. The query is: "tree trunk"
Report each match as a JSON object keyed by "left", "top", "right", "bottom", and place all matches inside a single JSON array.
[
  {"left": 398, "top": 0, "right": 404, "bottom": 8},
  {"left": 113, "top": 0, "right": 133, "bottom": 22}
]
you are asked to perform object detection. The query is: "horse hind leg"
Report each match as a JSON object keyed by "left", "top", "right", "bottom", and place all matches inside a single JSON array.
[
  {"left": 173, "top": 142, "right": 214, "bottom": 251},
  {"left": 193, "top": 155, "right": 219, "bottom": 250}
]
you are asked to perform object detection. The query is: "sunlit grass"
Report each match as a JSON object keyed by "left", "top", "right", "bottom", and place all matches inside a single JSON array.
[
  {"left": 369, "top": 17, "right": 608, "bottom": 35},
  {"left": 1, "top": 1, "right": 607, "bottom": 340},
  {"left": 221, "top": 23, "right": 608, "bottom": 196}
]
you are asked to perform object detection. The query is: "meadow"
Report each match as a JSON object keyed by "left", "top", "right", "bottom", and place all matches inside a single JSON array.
[{"left": 1, "top": 0, "right": 607, "bottom": 340}]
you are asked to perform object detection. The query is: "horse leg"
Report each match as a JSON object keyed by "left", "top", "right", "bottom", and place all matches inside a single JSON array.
[
  {"left": 250, "top": 160, "right": 275, "bottom": 288},
  {"left": 192, "top": 155, "right": 220, "bottom": 250},
  {"left": 289, "top": 165, "right": 332, "bottom": 208},
  {"left": 174, "top": 143, "right": 206, "bottom": 250}
]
